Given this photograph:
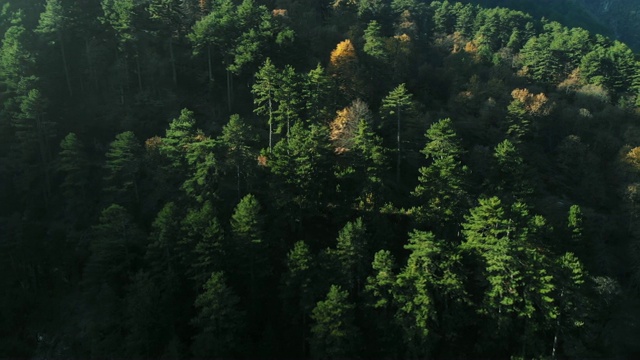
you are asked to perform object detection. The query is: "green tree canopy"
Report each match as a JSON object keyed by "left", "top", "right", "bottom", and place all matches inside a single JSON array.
[
  {"left": 412, "top": 118, "right": 470, "bottom": 233},
  {"left": 460, "top": 197, "right": 555, "bottom": 356},
  {"left": 310, "top": 285, "right": 360, "bottom": 359},
  {"left": 36, "top": 0, "right": 73, "bottom": 96},
  {"left": 326, "top": 218, "right": 370, "bottom": 293},
  {"left": 0, "top": 22, "right": 35, "bottom": 92},
  {"left": 252, "top": 58, "right": 278, "bottom": 151},
  {"left": 191, "top": 271, "right": 245, "bottom": 358},
  {"left": 103, "top": 131, "right": 143, "bottom": 204},
  {"left": 268, "top": 122, "right": 335, "bottom": 217},
  {"left": 363, "top": 20, "right": 387, "bottom": 61},
  {"left": 380, "top": 83, "right": 414, "bottom": 182},
  {"left": 303, "top": 64, "right": 333, "bottom": 123},
  {"left": 84, "top": 204, "right": 143, "bottom": 294},
  {"left": 230, "top": 194, "right": 269, "bottom": 299},
  {"left": 57, "top": 132, "right": 89, "bottom": 219},
  {"left": 218, "top": 113, "right": 256, "bottom": 199}
]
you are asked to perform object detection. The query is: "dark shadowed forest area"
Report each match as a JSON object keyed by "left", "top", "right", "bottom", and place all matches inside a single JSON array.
[{"left": 2, "top": 0, "right": 640, "bottom": 358}]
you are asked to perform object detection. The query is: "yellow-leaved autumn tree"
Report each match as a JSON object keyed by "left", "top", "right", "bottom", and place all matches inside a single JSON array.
[
  {"left": 330, "top": 39, "right": 357, "bottom": 69},
  {"left": 506, "top": 88, "right": 554, "bottom": 142},
  {"left": 330, "top": 99, "right": 372, "bottom": 153},
  {"left": 511, "top": 88, "right": 553, "bottom": 116},
  {"left": 329, "top": 39, "right": 360, "bottom": 101}
]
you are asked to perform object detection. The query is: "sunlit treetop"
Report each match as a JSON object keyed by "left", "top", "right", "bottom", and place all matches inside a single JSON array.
[{"left": 330, "top": 39, "right": 358, "bottom": 69}]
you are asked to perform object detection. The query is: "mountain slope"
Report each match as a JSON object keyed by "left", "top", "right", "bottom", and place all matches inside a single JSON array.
[
  {"left": 577, "top": 0, "right": 640, "bottom": 50},
  {"left": 464, "top": 0, "right": 639, "bottom": 50}
]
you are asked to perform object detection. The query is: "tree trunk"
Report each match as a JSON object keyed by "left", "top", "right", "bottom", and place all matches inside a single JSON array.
[
  {"left": 396, "top": 106, "right": 401, "bottom": 184},
  {"left": 226, "top": 69, "right": 232, "bottom": 112},
  {"left": 169, "top": 37, "right": 177, "bottom": 86},
  {"left": 302, "top": 313, "right": 307, "bottom": 355},
  {"left": 133, "top": 180, "right": 140, "bottom": 204},
  {"left": 552, "top": 290, "right": 563, "bottom": 359},
  {"left": 116, "top": 49, "right": 125, "bottom": 105},
  {"left": 86, "top": 39, "right": 98, "bottom": 90},
  {"left": 236, "top": 164, "right": 241, "bottom": 201},
  {"left": 268, "top": 96, "right": 273, "bottom": 152},
  {"left": 135, "top": 50, "right": 143, "bottom": 93},
  {"left": 35, "top": 115, "right": 51, "bottom": 208},
  {"left": 58, "top": 32, "right": 73, "bottom": 97},
  {"left": 207, "top": 45, "right": 213, "bottom": 82},
  {"left": 552, "top": 313, "right": 560, "bottom": 359},
  {"left": 522, "top": 317, "right": 528, "bottom": 359}
]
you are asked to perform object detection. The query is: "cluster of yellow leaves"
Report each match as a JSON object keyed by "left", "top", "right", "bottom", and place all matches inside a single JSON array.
[
  {"left": 396, "top": 10, "right": 417, "bottom": 36},
  {"left": 624, "top": 147, "right": 640, "bottom": 172},
  {"left": 516, "top": 66, "right": 530, "bottom": 78},
  {"left": 329, "top": 107, "right": 358, "bottom": 154},
  {"left": 622, "top": 146, "right": 640, "bottom": 219},
  {"left": 557, "top": 68, "right": 584, "bottom": 94},
  {"left": 464, "top": 40, "right": 478, "bottom": 54},
  {"left": 511, "top": 88, "right": 553, "bottom": 116},
  {"left": 385, "top": 34, "right": 412, "bottom": 60},
  {"left": 330, "top": 39, "right": 358, "bottom": 69},
  {"left": 145, "top": 136, "right": 163, "bottom": 151},
  {"left": 329, "top": 39, "right": 360, "bottom": 99},
  {"left": 394, "top": 34, "right": 411, "bottom": 43},
  {"left": 199, "top": 0, "right": 209, "bottom": 13},
  {"left": 332, "top": 0, "right": 357, "bottom": 9},
  {"left": 330, "top": 108, "right": 350, "bottom": 138},
  {"left": 356, "top": 192, "right": 376, "bottom": 211},
  {"left": 272, "top": 9, "right": 288, "bottom": 17},
  {"left": 257, "top": 154, "right": 268, "bottom": 167},
  {"left": 451, "top": 32, "right": 467, "bottom": 54},
  {"left": 194, "top": 133, "right": 207, "bottom": 142},
  {"left": 330, "top": 99, "right": 370, "bottom": 154},
  {"left": 625, "top": 183, "right": 640, "bottom": 204}
]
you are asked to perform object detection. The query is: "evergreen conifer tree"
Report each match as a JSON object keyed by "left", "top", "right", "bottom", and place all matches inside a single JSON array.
[
  {"left": 191, "top": 271, "right": 245, "bottom": 358},
  {"left": 380, "top": 83, "right": 414, "bottom": 182},
  {"left": 103, "top": 131, "right": 143, "bottom": 205},
  {"left": 310, "top": 285, "right": 360, "bottom": 358}
]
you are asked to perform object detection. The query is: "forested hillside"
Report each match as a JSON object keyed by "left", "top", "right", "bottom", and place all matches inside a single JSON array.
[
  {"left": 466, "top": 0, "right": 640, "bottom": 51},
  {"left": 2, "top": 0, "right": 640, "bottom": 358},
  {"left": 463, "top": 0, "right": 613, "bottom": 39}
]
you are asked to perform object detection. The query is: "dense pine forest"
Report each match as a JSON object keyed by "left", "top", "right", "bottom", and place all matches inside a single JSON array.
[{"left": 2, "top": 0, "right": 640, "bottom": 358}]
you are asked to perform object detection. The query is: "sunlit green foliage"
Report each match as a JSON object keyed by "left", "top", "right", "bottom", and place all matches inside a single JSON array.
[{"left": 2, "top": 0, "right": 640, "bottom": 358}]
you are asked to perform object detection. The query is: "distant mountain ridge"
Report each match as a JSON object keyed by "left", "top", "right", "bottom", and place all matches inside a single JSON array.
[
  {"left": 576, "top": 0, "right": 640, "bottom": 50},
  {"left": 463, "top": 0, "right": 640, "bottom": 50}
]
